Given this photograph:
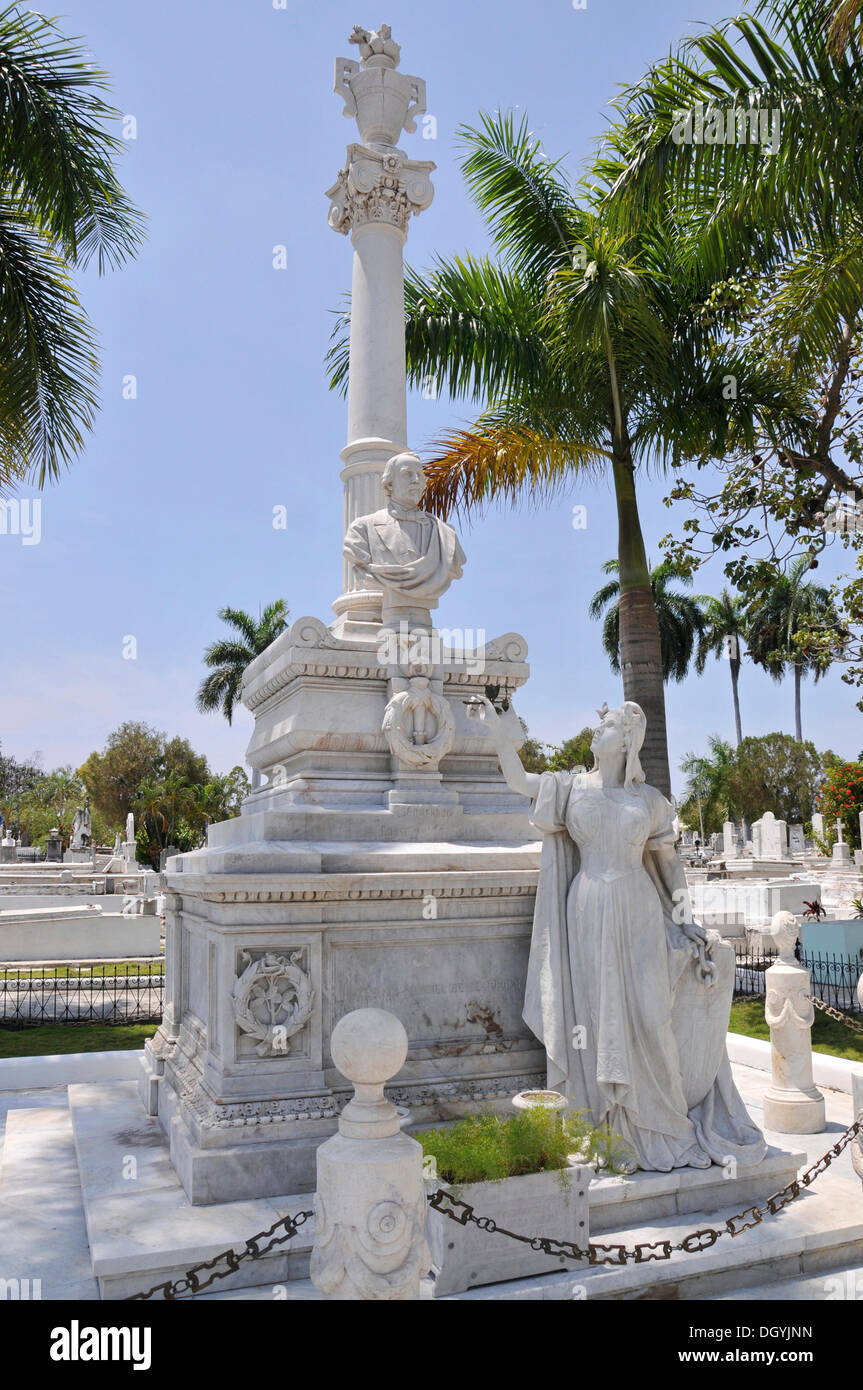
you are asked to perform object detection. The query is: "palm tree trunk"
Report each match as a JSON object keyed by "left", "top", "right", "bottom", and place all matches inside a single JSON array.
[
  {"left": 730, "top": 658, "right": 743, "bottom": 745},
  {"left": 612, "top": 455, "right": 671, "bottom": 797},
  {"left": 794, "top": 663, "right": 803, "bottom": 742}
]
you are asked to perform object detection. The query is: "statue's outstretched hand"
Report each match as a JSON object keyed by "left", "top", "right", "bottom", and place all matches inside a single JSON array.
[{"left": 465, "top": 695, "right": 504, "bottom": 744}]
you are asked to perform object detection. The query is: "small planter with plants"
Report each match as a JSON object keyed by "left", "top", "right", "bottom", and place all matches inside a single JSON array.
[{"left": 417, "top": 1100, "right": 631, "bottom": 1297}]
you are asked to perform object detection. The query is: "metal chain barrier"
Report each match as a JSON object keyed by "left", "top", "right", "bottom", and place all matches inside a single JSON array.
[
  {"left": 125, "top": 1117, "right": 862, "bottom": 1297},
  {"left": 125, "top": 1207, "right": 315, "bottom": 1300},
  {"left": 427, "top": 1119, "right": 861, "bottom": 1268},
  {"left": 809, "top": 995, "right": 863, "bottom": 1033}
]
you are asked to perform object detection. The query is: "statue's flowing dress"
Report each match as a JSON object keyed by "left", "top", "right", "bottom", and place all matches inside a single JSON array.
[{"left": 523, "top": 772, "right": 766, "bottom": 1171}]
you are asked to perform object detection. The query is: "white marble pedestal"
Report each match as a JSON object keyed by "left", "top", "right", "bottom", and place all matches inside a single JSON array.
[{"left": 138, "top": 617, "right": 547, "bottom": 1204}]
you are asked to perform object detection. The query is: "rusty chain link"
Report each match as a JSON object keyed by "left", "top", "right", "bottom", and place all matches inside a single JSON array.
[
  {"left": 125, "top": 1207, "right": 314, "bottom": 1300},
  {"left": 809, "top": 995, "right": 863, "bottom": 1032},
  {"left": 125, "top": 1116, "right": 862, "bottom": 1297},
  {"left": 427, "top": 1119, "right": 860, "bottom": 1269}
]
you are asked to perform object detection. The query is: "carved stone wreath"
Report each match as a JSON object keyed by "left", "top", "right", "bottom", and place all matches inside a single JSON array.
[
  {"left": 382, "top": 682, "right": 455, "bottom": 770},
  {"left": 232, "top": 949, "right": 315, "bottom": 1057}
]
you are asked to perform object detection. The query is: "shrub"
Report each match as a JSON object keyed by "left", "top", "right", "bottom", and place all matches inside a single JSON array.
[{"left": 415, "top": 1106, "right": 631, "bottom": 1185}]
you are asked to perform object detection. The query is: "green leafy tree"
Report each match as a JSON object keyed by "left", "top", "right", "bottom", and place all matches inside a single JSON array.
[
  {"left": 0, "top": 3, "right": 143, "bottom": 488},
  {"left": 589, "top": 558, "right": 707, "bottom": 684},
  {"left": 328, "top": 114, "right": 798, "bottom": 795},
  {"left": 196, "top": 601, "right": 290, "bottom": 726},
  {"left": 546, "top": 729, "right": 596, "bottom": 771},
  {"left": 78, "top": 722, "right": 166, "bottom": 826},
  {"left": 724, "top": 733, "right": 827, "bottom": 824},
  {"left": 2, "top": 764, "right": 112, "bottom": 849},
  {"left": 608, "top": 0, "right": 863, "bottom": 699},
  {"left": 517, "top": 720, "right": 549, "bottom": 773},
  {"left": 815, "top": 759, "right": 863, "bottom": 846},
  {"left": 0, "top": 744, "right": 42, "bottom": 800}
]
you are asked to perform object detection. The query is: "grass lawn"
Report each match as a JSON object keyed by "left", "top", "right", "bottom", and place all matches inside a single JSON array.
[
  {"left": 0, "top": 1022, "right": 158, "bottom": 1058},
  {"left": 731, "top": 998, "right": 863, "bottom": 1063},
  {"left": 0, "top": 961, "right": 164, "bottom": 979}
]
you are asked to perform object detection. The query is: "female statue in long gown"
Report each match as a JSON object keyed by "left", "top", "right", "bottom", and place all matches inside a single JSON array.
[{"left": 472, "top": 698, "right": 766, "bottom": 1173}]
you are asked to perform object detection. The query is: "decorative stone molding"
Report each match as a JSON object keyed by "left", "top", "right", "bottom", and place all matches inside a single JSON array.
[
  {"left": 245, "top": 660, "right": 388, "bottom": 711},
  {"left": 326, "top": 145, "right": 434, "bottom": 236},
  {"left": 483, "top": 632, "right": 530, "bottom": 663},
  {"left": 311, "top": 1191, "right": 430, "bottom": 1300},
  {"left": 199, "top": 884, "right": 535, "bottom": 905},
  {"left": 765, "top": 986, "right": 814, "bottom": 1030},
  {"left": 231, "top": 949, "right": 315, "bottom": 1057}
]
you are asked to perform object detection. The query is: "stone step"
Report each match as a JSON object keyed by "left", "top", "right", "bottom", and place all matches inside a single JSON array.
[
  {"left": 0, "top": 1105, "right": 99, "bottom": 1300},
  {"left": 64, "top": 1076, "right": 861, "bottom": 1303},
  {"left": 68, "top": 1081, "right": 317, "bottom": 1299},
  {"left": 431, "top": 1170, "right": 863, "bottom": 1300}
]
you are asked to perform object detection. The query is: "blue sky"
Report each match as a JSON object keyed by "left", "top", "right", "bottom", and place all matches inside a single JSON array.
[{"left": 0, "top": 0, "right": 860, "bottom": 799}]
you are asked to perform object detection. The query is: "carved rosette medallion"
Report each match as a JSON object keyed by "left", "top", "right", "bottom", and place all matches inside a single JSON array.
[
  {"left": 310, "top": 1191, "right": 431, "bottom": 1300},
  {"left": 382, "top": 673, "right": 455, "bottom": 771},
  {"left": 232, "top": 949, "right": 314, "bottom": 1057}
]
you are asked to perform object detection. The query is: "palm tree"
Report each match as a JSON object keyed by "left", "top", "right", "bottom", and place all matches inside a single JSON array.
[
  {"left": 328, "top": 115, "right": 797, "bottom": 795},
  {"left": 680, "top": 737, "right": 737, "bottom": 836},
  {"left": 746, "top": 558, "right": 835, "bottom": 741},
  {"left": 0, "top": 5, "right": 143, "bottom": 489},
  {"left": 696, "top": 590, "right": 749, "bottom": 745},
  {"left": 589, "top": 559, "right": 707, "bottom": 684},
  {"left": 197, "top": 602, "right": 289, "bottom": 726},
  {"left": 609, "top": 0, "right": 863, "bottom": 287},
  {"left": 826, "top": 0, "right": 863, "bottom": 55}
]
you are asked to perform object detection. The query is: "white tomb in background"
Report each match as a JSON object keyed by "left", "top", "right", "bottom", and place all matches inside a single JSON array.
[{"left": 138, "top": 26, "right": 544, "bottom": 1204}]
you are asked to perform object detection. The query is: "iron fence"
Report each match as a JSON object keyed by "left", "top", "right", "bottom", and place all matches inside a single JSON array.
[
  {"left": 734, "top": 949, "right": 862, "bottom": 1014},
  {"left": 0, "top": 959, "right": 164, "bottom": 1029}
]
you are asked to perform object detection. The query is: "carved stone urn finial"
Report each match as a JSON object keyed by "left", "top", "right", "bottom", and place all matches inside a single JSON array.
[
  {"left": 764, "top": 909, "right": 800, "bottom": 965},
  {"left": 332, "top": 1006, "right": 407, "bottom": 1138}
]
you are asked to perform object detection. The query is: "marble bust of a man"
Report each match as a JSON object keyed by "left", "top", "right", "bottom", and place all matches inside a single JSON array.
[{"left": 343, "top": 451, "right": 465, "bottom": 625}]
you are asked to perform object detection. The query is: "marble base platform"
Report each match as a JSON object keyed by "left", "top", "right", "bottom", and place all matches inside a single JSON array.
[{"left": 64, "top": 1079, "right": 820, "bottom": 1301}]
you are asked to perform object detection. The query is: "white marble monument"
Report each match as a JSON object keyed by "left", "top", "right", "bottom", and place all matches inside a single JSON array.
[{"left": 138, "top": 25, "right": 544, "bottom": 1205}]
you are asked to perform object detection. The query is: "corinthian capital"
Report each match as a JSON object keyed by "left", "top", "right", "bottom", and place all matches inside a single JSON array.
[{"left": 326, "top": 144, "right": 434, "bottom": 236}]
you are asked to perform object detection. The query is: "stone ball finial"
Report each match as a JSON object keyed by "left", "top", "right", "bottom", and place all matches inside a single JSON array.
[
  {"left": 331, "top": 1007, "right": 408, "bottom": 1085},
  {"left": 766, "top": 909, "right": 800, "bottom": 964}
]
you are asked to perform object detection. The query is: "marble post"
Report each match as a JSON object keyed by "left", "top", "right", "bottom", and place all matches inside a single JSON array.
[
  {"left": 310, "top": 1008, "right": 431, "bottom": 1300},
  {"left": 326, "top": 24, "right": 435, "bottom": 635},
  {"left": 762, "top": 912, "right": 826, "bottom": 1133}
]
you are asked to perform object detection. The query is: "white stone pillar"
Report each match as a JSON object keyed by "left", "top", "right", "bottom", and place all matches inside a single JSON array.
[
  {"left": 326, "top": 25, "right": 435, "bottom": 629},
  {"left": 763, "top": 911, "right": 826, "bottom": 1133},
  {"left": 310, "top": 1007, "right": 431, "bottom": 1300}
]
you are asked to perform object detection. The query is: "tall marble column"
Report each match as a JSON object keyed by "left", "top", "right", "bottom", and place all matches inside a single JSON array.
[{"left": 325, "top": 24, "right": 435, "bottom": 632}]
